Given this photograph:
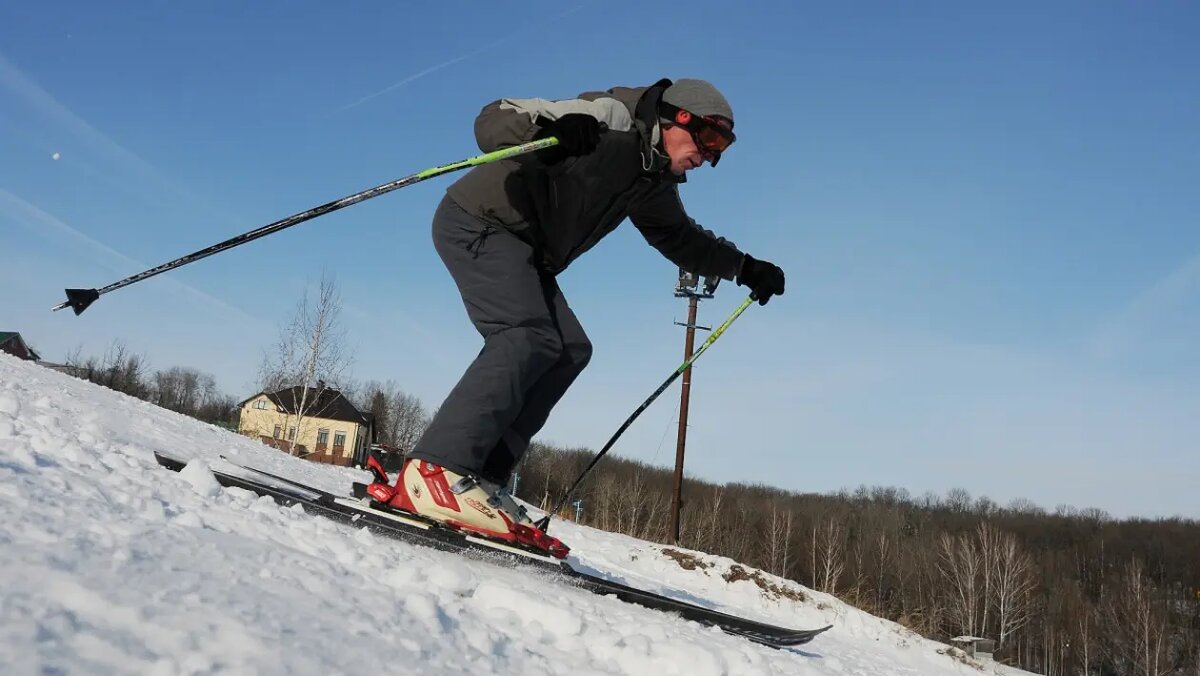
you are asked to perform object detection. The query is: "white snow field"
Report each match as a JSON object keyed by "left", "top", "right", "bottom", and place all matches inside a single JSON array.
[{"left": 0, "top": 354, "right": 1036, "bottom": 675}]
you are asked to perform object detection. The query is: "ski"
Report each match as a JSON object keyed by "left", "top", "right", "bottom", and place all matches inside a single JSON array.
[{"left": 156, "top": 452, "right": 831, "bottom": 648}]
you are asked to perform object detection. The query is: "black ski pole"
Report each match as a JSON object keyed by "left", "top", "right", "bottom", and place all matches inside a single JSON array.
[
  {"left": 534, "top": 295, "right": 755, "bottom": 533},
  {"left": 51, "top": 137, "right": 559, "bottom": 315}
]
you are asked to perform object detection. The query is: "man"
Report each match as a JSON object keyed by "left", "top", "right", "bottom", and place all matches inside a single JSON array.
[{"left": 366, "top": 79, "right": 785, "bottom": 556}]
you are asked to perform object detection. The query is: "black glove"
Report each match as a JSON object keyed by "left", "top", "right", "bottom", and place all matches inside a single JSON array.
[
  {"left": 535, "top": 113, "right": 602, "bottom": 156},
  {"left": 737, "top": 254, "right": 785, "bottom": 305}
]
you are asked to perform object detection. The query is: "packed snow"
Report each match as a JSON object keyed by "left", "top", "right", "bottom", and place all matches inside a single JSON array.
[{"left": 0, "top": 354, "right": 1036, "bottom": 675}]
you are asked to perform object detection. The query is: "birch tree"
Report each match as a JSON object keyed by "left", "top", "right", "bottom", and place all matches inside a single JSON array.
[
  {"left": 938, "top": 531, "right": 982, "bottom": 637},
  {"left": 259, "top": 273, "right": 352, "bottom": 455},
  {"left": 992, "top": 530, "right": 1036, "bottom": 648},
  {"left": 813, "top": 515, "right": 846, "bottom": 594},
  {"left": 1102, "top": 558, "right": 1170, "bottom": 676},
  {"left": 766, "top": 502, "right": 793, "bottom": 577},
  {"left": 977, "top": 522, "right": 1000, "bottom": 637}
]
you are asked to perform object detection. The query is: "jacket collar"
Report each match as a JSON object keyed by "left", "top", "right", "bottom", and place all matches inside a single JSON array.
[{"left": 634, "top": 78, "right": 674, "bottom": 176}]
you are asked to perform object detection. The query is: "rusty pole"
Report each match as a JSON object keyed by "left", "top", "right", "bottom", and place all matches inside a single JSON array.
[{"left": 671, "top": 293, "right": 700, "bottom": 545}]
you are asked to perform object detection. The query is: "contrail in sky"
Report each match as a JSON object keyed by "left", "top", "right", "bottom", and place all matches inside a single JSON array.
[
  {"left": 340, "top": 2, "right": 592, "bottom": 112},
  {"left": 0, "top": 189, "right": 259, "bottom": 324},
  {"left": 1091, "top": 250, "right": 1200, "bottom": 358}
]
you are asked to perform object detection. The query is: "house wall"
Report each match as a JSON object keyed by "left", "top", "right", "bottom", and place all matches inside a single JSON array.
[
  {"left": 0, "top": 338, "right": 35, "bottom": 361},
  {"left": 237, "top": 395, "right": 365, "bottom": 466}
]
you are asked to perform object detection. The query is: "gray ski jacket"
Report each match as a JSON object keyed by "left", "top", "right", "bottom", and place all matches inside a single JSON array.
[{"left": 444, "top": 79, "right": 745, "bottom": 279}]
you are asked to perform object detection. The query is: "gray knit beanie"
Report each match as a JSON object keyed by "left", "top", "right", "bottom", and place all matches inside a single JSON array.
[{"left": 661, "top": 79, "right": 734, "bottom": 126}]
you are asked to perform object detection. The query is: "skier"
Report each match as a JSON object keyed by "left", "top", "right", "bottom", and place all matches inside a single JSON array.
[{"left": 366, "top": 79, "right": 785, "bottom": 554}]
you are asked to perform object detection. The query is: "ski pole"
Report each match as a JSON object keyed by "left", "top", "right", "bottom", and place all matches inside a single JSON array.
[
  {"left": 534, "top": 295, "right": 755, "bottom": 533},
  {"left": 51, "top": 137, "right": 560, "bottom": 315}
]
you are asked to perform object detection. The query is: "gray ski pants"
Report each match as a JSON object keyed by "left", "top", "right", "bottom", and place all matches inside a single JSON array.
[{"left": 408, "top": 195, "right": 592, "bottom": 483}]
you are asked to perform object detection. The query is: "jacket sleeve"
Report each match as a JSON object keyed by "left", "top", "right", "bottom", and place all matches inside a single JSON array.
[
  {"left": 473, "top": 95, "right": 635, "bottom": 152},
  {"left": 629, "top": 185, "right": 745, "bottom": 281}
]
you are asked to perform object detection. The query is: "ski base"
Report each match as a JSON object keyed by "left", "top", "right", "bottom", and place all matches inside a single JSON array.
[{"left": 156, "top": 452, "right": 831, "bottom": 649}]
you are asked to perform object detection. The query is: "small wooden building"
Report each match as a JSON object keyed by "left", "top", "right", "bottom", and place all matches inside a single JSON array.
[
  {"left": 0, "top": 332, "right": 41, "bottom": 361},
  {"left": 950, "top": 636, "right": 995, "bottom": 662}
]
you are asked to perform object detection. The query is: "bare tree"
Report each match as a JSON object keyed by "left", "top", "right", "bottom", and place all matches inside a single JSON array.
[
  {"left": 615, "top": 469, "right": 648, "bottom": 533},
  {"left": 974, "top": 496, "right": 998, "bottom": 517},
  {"left": 701, "top": 487, "right": 725, "bottom": 553},
  {"left": 938, "top": 531, "right": 982, "bottom": 637},
  {"left": 1076, "top": 590, "right": 1096, "bottom": 675},
  {"left": 992, "top": 529, "right": 1036, "bottom": 649},
  {"left": 636, "top": 488, "right": 667, "bottom": 541},
  {"left": 64, "top": 345, "right": 100, "bottom": 381},
  {"left": 66, "top": 340, "right": 150, "bottom": 398},
  {"left": 360, "top": 383, "right": 392, "bottom": 442},
  {"left": 875, "top": 528, "right": 893, "bottom": 612},
  {"left": 64, "top": 345, "right": 84, "bottom": 374},
  {"left": 1007, "top": 497, "right": 1046, "bottom": 516},
  {"left": 945, "top": 487, "right": 972, "bottom": 514},
  {"left": 592, "top": 472, "right": 616, "bottom": 532},
  {"left": 390, "top": 390, "right": 428, "bottom": 451},
  {"left": 107, "top": 341, "right": 148, "bottom": 397},
  {"left": 351, "top": 381, "right": 427, "bottom": 453},
  {"left": 977, "top": 522, "right": 1001, "bottom": 637},
  {"left": 766, "top": 502, "right": 793, "bottom": 577},
  {"left": 813, "top": 515, "right": 846, "bottom": 594},
  {"left": 1102, "top": 558, "right": 1170, "bottom": 676},
  {"left": 154, "top": 366, "right": 210, "bottom": 415},
  {"left": 258, "top": 273, "right": 352, "bottom": 455}
]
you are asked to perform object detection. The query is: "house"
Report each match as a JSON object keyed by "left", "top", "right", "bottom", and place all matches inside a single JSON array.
[
  {"left": 0, "top": 332, "right": 41, "bottom": 361},
  {"left": 237, "top": 386, "right": 374, "bottom": 467}
]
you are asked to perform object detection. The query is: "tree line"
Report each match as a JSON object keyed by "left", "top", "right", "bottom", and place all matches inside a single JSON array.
[
  {"left": 512, "top": 442, "right": 1200, "bottom": 675},
  {"left": 64, "top": 342, "right": 239, "bottom": 427}
]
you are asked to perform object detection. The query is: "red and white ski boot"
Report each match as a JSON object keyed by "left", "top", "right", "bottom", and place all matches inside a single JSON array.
[{"left": 364, "top": 457, "right": 569, "bottom": 559}]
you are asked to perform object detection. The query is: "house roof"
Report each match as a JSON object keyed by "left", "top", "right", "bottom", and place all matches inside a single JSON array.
[
  {"left": 243, "top": 386, "right": 371, "bottom": 426},
  {"left": 0, "top": 331, "right": 41, "bottom": 361}
]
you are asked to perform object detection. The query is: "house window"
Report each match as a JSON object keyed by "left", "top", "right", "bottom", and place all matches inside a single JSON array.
[
  {"left": 273, "top": 425, "right": 281, "bottom": 439},
  {"left": 317, "top": 429, "right": 329, "bottom": 448},
  {"left": 333, "top": 431, "right": 346, "bottom": 450},
  {"left": 288, "top": 427, "right": 296, "bottom": 441},
  {"left": 254, "top": 400, "right": 268, "bottom": 410}
]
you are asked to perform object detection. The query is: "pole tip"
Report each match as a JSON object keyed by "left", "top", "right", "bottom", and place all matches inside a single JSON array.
[{"left": 60, "top": 288, "right": 100, "bottom": 315}]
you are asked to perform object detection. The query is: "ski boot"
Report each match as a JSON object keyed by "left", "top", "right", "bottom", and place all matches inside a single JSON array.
[{"left": 364, "top": 456, "right": 568, "bottom": 559}]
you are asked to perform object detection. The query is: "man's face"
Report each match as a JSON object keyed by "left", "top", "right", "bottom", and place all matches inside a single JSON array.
[{"left": 662, "top": 124, "right": 706, "bottom": 175}]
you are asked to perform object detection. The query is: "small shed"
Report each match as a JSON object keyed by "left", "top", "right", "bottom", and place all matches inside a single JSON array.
[{"left": 950, "top": 636, "right": 996, "bottom": 662}]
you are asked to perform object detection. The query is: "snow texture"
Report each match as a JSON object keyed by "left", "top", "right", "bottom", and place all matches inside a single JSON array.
[{"left": 0, "top": 354, "right": 1037, "bottom": 675}]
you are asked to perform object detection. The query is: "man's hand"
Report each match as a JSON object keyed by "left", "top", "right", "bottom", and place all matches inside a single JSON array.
[
  {"left": 737, "top": 254, "right": 785, "bottom": 305},
  {"left": 536, "top": 113, "right": 602, "bottom": 156}
]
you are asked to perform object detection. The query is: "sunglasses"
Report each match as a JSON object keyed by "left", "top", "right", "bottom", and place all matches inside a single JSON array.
[{"left": 659, "top": 101, "right": 736, "bottom": 166}]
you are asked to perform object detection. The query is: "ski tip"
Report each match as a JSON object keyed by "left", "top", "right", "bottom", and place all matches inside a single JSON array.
[{"left": 57, "top": 288, "right": 100, "bottom": 315}]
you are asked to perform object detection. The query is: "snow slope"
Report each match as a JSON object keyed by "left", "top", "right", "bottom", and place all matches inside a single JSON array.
[{"left": 0, "top": 354, "right": 1036, "bottom": 675}]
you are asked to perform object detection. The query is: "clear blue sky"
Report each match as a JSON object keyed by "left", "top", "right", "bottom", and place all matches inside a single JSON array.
[{"left": 2, "top": 1, "right": 1197, "bottom": 518}]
